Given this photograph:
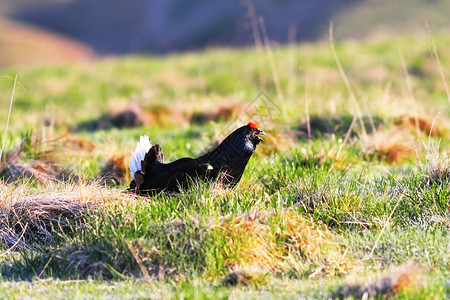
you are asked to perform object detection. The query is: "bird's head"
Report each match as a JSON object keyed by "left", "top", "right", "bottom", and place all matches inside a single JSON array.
[
  {"left": 246, "top": 121, "right": 266, "bottom": 145},
  {"left": 217, "top": 122, "right": 266, "bottom": 156}
]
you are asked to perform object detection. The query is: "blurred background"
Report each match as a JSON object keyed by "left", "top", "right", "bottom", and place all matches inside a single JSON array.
[{"left": 0, "top": 0, "right": 450, "bottom": 67}]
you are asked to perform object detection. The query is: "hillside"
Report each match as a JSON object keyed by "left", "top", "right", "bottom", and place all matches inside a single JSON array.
[
  {"left": 0, "top": 34, "right": 448, "bottom": 298},
  {"left": 0, "top": 18, "right": 93, "bottom": 68},
  {"left": 1, "top": 0, "right": 450, "bottom": 55},
  {"left": 333, "top": 0, "right": 450, "bottom": 39}
]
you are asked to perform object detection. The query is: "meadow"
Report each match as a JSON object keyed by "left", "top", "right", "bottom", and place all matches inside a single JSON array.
[{"left": 0, "top": 33, "right": 449, "bottom": 299}]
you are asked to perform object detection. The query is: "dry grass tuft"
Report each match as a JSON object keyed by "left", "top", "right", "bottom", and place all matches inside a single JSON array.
[
  {"left": 3, "top": 160, "right": 65, "bottom": 184},
  {"left": 257, "top": 129, "right": 295, "bottom": 155},
  {"left": 215, "top": 214, "right": 276, "bottom": 271},
  {"left": 0, "top": 133, "right": 75, "bottom": 183},
  {"left": 101, "top": 152, "right": 131, "bottom": 184},
  {"left": 0, "top": 182, "right": 128, "bottom": 250},
  {"left": 64, "top": 136, "right": 96, "bottom": 152},
  {"left": 421, "top": 140, "right": 449, "bottom": 185},
  {"left": 276, "top": 211, "right": 349, "bottom": 277},
  {"left": 395, "top": 114, "right": 448, "bottom": 137},
  {"left": 308, "top": 147, "right": 348, "bottom": 169},
  {"left": 362, "top": 126, "right": 416, "bottom": 164},
  {"left": 334, "top": 265, "right": 422, "bottom": 299},
  {"left": 0, "top": 195, "right": 91, "bottom": 249},
  {"left": 212, "top": 210, "right": 349, "bottom": 279}
]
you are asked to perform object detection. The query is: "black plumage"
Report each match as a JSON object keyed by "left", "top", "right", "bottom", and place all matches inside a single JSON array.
[{"left": 128, "top": 122, "right": 265, "bottom": 194}]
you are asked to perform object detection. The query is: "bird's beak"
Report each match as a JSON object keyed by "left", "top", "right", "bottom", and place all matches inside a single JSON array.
[{"left": 257, "top": 130, "right": 266, "bottom": 143}]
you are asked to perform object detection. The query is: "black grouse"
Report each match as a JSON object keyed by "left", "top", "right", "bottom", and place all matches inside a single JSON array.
[{"left": 127, "top": 122, "right": 265, "bottom": 194}]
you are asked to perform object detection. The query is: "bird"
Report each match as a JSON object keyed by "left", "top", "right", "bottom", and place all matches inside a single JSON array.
[{"left": 127, "top": 122, "right": 265, "bottom": 194}]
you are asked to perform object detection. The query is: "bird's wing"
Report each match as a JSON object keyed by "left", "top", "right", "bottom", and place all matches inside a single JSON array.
[
  {"left": 142, "top": 144, "right": 163, "bottom": 173},
  {"left": 147, "top": 157, "right": 212, "bottom": 192},
  {"left": 134, "top": 144, "right": 163, "bottom": 190}
]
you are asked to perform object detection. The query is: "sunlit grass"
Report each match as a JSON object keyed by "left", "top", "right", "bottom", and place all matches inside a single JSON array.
[{"left": 0, "top": 33, "right": 449, "bottom": 298}]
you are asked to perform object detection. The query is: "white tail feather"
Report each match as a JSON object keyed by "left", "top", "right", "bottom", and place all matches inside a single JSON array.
[{"left": 129, "top": 135, "right": 152, "bottom": 180}]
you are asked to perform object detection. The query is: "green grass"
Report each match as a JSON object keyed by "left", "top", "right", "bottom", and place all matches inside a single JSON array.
[{"left": 0, "top": 33, "right": 449, "bottom": 298}]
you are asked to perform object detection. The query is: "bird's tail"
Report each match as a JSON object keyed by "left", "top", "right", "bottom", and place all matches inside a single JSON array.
[{"left": 129, "top": 135, "right": 152, "bottom": 180}]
